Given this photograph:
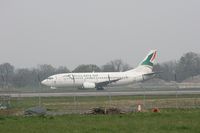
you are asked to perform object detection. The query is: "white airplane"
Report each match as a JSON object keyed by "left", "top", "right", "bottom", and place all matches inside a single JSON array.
[{"left": 41, "top": 50, "right": 158, "bottom": 90}]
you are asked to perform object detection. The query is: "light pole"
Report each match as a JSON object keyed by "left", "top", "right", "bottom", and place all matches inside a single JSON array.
[
  {"left": 37, "top": 73, "right": 42, "bottom": 107},
  {"left": 174, "top": 72, "right": 179, "bottom": 109},
  {"left": 139, "top": 83, "right": 146, "bottom": 108}
]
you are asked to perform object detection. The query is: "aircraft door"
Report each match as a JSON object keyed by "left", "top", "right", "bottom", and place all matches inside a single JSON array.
[{"left": 53, "top": 76, "right": 57, "bottom": 86}]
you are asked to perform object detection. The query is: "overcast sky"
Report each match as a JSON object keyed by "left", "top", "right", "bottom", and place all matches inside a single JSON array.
[{"left": 0, "top": 0, "right": 200, "bottom": 70}]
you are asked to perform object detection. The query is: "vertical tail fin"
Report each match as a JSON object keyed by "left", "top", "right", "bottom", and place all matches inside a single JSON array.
[
  {"left": 126, "top": 50, "right": 157, "bottom": 73},
  {"left": 140, "top": 50, "right": 157, "bottom": 68}
]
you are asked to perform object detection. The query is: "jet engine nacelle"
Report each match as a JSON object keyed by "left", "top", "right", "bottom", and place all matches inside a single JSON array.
[
  {"left": 82, "top": 82, "right": 96, "bottom": 89},
  {"left": 50, "top": 86, "right": 57, "bottom": 90},
  {"left": 134, "top": 75, "right": 143, "bottom": 82}
]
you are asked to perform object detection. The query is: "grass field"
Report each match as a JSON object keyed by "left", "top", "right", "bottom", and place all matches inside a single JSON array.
[
  {"left": 1, "top": 95, "right": 200, "bottom": 133},
  {"left": 0, "top": 109, "right": 200, "bottom": 133}
]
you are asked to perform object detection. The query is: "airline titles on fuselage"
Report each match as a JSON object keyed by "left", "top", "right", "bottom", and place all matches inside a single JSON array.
[{"left": 62, "top": 73, "right": 128, "bottom": 80}]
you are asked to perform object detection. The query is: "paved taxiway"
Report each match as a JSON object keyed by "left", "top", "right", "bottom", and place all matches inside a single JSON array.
[{"left": 1, "top": 90, "right": 200, "bottom": 97}]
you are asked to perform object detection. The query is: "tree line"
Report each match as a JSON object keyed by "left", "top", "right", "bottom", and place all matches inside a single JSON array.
[
  {"left": 154, "top": 52, "right": 200, "bottom": 82},
  {"left": 0, "top": 60, "right": 131, "bottom": 88},
  {"left": 0, "top": 52, "right": 200, "bottom": 88}
]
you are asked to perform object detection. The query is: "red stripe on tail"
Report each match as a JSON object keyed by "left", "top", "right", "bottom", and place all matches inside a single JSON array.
[{"left": 151, "top": 51, "right": 157, "bottom": 62}]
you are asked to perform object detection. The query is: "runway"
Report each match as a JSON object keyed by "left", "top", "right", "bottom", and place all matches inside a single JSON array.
[{"left": 1, "top": 90, "right": 200, "bottom": 97}]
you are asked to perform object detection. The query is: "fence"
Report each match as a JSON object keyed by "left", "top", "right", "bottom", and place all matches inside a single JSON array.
[{"left": 1, "top": 93, "right": 200, "bottom": 115}]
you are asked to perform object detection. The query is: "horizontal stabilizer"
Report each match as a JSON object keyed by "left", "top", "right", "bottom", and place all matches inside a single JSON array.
[{"left": 143, "top": 71, "right": 163, "bottom": 76}]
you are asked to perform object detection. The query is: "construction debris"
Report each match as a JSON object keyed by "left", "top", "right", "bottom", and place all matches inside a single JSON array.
[
  {"left": 85, "top": 107, "right": 125, "bottom": 115},
  {"left": 24, "top": 106, "right": 47, "bottom": 116}
]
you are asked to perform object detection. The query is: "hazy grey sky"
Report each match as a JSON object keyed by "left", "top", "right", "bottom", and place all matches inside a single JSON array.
[{"left": 0, "top": 0, "right": 200, "bottom": 70}]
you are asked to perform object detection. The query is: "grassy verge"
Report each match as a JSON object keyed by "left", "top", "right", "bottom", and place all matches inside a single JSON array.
[{"left": 0, "top": 109, "right": 200, "bottom": 133}]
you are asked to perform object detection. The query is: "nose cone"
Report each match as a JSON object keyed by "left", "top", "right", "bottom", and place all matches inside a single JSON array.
[{"left": 41, "top": 79, "right": 48, "bottom": 86}]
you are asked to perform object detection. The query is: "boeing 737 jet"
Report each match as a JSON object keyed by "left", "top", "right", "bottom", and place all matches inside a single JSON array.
[{"left": 41, "top": 50, "right": 158, "bottom": 90}]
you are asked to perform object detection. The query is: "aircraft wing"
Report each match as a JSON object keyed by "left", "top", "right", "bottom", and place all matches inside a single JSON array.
[{"left": 95, "top": 78, "right": 121, "bottom": 89}]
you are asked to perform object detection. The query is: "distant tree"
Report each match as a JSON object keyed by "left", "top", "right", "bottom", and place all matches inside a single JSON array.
[
  {"left": 154, "top": 52, "right": 200, "bottom": 82},
  {"left": 176, "top": 52, "right": 200, "bottom": 81},
  {"left": 55, "top": 66, "right": 70, "bottom": 74},
  {"left": 102, "top": 59, "right": 131, "bottom": 72},
  {"left": 73, "top": 64, "right": 101, "bottom": 73},
  {"left": 0, "top": 63, "right": 14, "bottom": 88},
  {"left": 153, "top": 61, "right": 177, "bottom": 81},
  {"left": 13, "top": 68, "right": 38, "bottom": 87},
  {"left": 37, "top": 64, "right": 56, "bottom": 81}
]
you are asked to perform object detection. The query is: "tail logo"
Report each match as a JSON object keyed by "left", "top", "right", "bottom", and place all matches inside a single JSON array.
[{"left": 141, "top": 50, "right": 157, "bottom": 67}]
